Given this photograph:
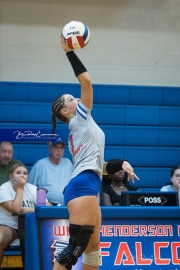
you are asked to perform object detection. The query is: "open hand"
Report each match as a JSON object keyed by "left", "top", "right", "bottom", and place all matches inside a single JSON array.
[{"left": 122, "top": 161, "right": 140, "bottom": 183}]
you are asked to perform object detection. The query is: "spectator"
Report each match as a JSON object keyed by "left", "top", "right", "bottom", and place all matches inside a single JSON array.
[
  {"left": 0, "top": 163, "right": 51, "bottom": 267},
  {"left": 160, "top": 166, "right": 180, "bottom": 192},
  {"left": 0, "top": 141, "right": 22, "bottom": 186},
  {"left": 28, "top": 137, "right": 72, "bottom": 206},
  {"left": 102, "top": 159, "right": 139, "bottom": 206}
]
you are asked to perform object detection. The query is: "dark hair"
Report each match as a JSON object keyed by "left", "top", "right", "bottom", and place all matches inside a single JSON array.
[
  {"left": 50, "top": 95, "right": 68, "bottom": 139},
  {"left": 170, "top": 166, "right": 180, "bottom": 177}
]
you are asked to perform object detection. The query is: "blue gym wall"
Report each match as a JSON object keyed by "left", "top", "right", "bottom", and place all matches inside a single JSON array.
[{"left": 0, "top": 81, "right": 180, "bottom": 189}]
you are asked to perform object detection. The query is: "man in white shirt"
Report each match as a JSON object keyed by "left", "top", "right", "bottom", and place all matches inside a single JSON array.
[{"left": 28, "top": 137, "right": 72, "bottom": 206}]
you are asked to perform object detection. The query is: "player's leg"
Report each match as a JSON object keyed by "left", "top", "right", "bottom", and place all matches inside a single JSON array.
[
  {"left": 68, "top": 196, "right": 100, "bottom": 225},
  {"left": 68, "top": 196, "right": 101, "bottom": 270},
  {"left": 53, "top": 260, "right": 66, "bottom": 270},
  {"left": 53, "top": 196, "right": 100, "bottom": 270},
  {"left": 82, "top": 200, "right": 101, "bottom": 270}
]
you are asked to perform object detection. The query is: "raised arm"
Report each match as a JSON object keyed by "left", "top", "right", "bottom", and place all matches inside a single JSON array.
[{"left": 60, "top": 36, "right": 93, "bottom": 109}]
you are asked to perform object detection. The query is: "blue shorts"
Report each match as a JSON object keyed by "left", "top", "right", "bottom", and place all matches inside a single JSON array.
[{"left": 64, "top": 170, "right": 101, "bottom": 205}]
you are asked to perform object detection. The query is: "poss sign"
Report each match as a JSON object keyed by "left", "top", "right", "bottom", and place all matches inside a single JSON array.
[{"left": 121, "top": 191, "right": 179, "bottom": 206}]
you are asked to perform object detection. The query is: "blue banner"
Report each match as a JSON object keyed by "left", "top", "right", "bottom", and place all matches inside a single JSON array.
[
  {"left": 39, "top": 218, "right": 180, "bottom": 270},
  {"left": 0, "top": 129, "right": 69, "bottom": 143}
]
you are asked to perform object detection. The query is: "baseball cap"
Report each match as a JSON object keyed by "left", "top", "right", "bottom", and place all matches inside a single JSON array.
[{"left": 48, "top": 137, "right": 66, "bottom": 147}]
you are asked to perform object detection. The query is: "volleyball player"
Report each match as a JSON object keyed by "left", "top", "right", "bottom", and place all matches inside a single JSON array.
[{"left": 51, "top": 36, "right": 139, "bottom": 270}]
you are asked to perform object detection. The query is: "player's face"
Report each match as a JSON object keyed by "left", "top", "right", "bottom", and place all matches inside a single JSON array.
[
  {"left": 63, "top": 94, "right": 80, "bottom": 114},
  {"left": 10, "top": 166, "right": 28, "bottom": 182},
  {"left": 0, "top": 143, "right": 13, "bottom": 166},
  {"left": 171, "top": 169, "right": 180, "bottom": 189}
]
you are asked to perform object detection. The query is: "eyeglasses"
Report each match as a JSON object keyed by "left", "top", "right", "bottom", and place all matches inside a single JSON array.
[{"left": 51, "top": 145, "right": 64, "bottom": 150}]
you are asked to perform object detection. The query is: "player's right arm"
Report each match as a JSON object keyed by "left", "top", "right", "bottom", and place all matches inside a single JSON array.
[
  {"left": 78, "top": 71, "right": 93, "bottom": 110},
  {"left": 60, "top": 36, "right": 93, "bottom": 109}
]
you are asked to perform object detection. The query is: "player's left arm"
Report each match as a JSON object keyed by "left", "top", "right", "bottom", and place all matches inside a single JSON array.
[{"left": 103, "top": 160, "right": 139, "bottom": 183}]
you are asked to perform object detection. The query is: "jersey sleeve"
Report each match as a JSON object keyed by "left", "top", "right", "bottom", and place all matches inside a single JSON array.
[{"left": 75, "top": 101, "right": 92, "bottom": 125}]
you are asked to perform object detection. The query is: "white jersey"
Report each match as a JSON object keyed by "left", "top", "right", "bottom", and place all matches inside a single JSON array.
[
  {"left": 0, "top": 181, "right": 37, "bottom": 229},
  {"left": 68, "top": 101, "right": 105, "bottom": 180}
]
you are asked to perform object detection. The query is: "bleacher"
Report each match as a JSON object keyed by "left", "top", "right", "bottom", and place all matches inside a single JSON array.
[
  {"left": 2, "top": 239, "right": 22, "bottom": 269},
  {"left": 0, "top": 81, "right": 180, "bottom": 191}
]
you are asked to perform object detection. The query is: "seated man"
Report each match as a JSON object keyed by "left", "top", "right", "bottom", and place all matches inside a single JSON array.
[
  {"left": 0, "top": 141, "right": 22, "bottom": 186},
  {"left": 28, "top": 137, "right": 73, "bottom": 206},
  {"left": 161, "top": 166, "right": 180, "bottom": 192}
]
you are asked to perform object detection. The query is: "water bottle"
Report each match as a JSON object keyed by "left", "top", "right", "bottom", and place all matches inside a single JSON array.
[{"left": 36, "top": 187, "right": 48, "bottom": 206}]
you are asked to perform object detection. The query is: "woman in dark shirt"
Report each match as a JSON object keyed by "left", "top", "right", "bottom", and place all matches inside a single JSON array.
[{"left": 102, "top": 159, "right": 138, "bottom": 206}]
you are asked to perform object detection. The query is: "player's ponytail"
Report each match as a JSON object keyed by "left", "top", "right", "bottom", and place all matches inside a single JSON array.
[
  {"left": 48, "top": 96, "right": 68, "bottom": 144},
  {"left": 51, "top": 94, "right": 69, "bottom": 135}
]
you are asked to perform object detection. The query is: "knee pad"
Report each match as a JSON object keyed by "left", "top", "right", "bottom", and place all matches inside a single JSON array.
[
  {"left": 82, "top": 250, "right": 101, "bottom": 266},
  {"left": 55, "top": 224, "right": 94, "bottom": 270}
]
